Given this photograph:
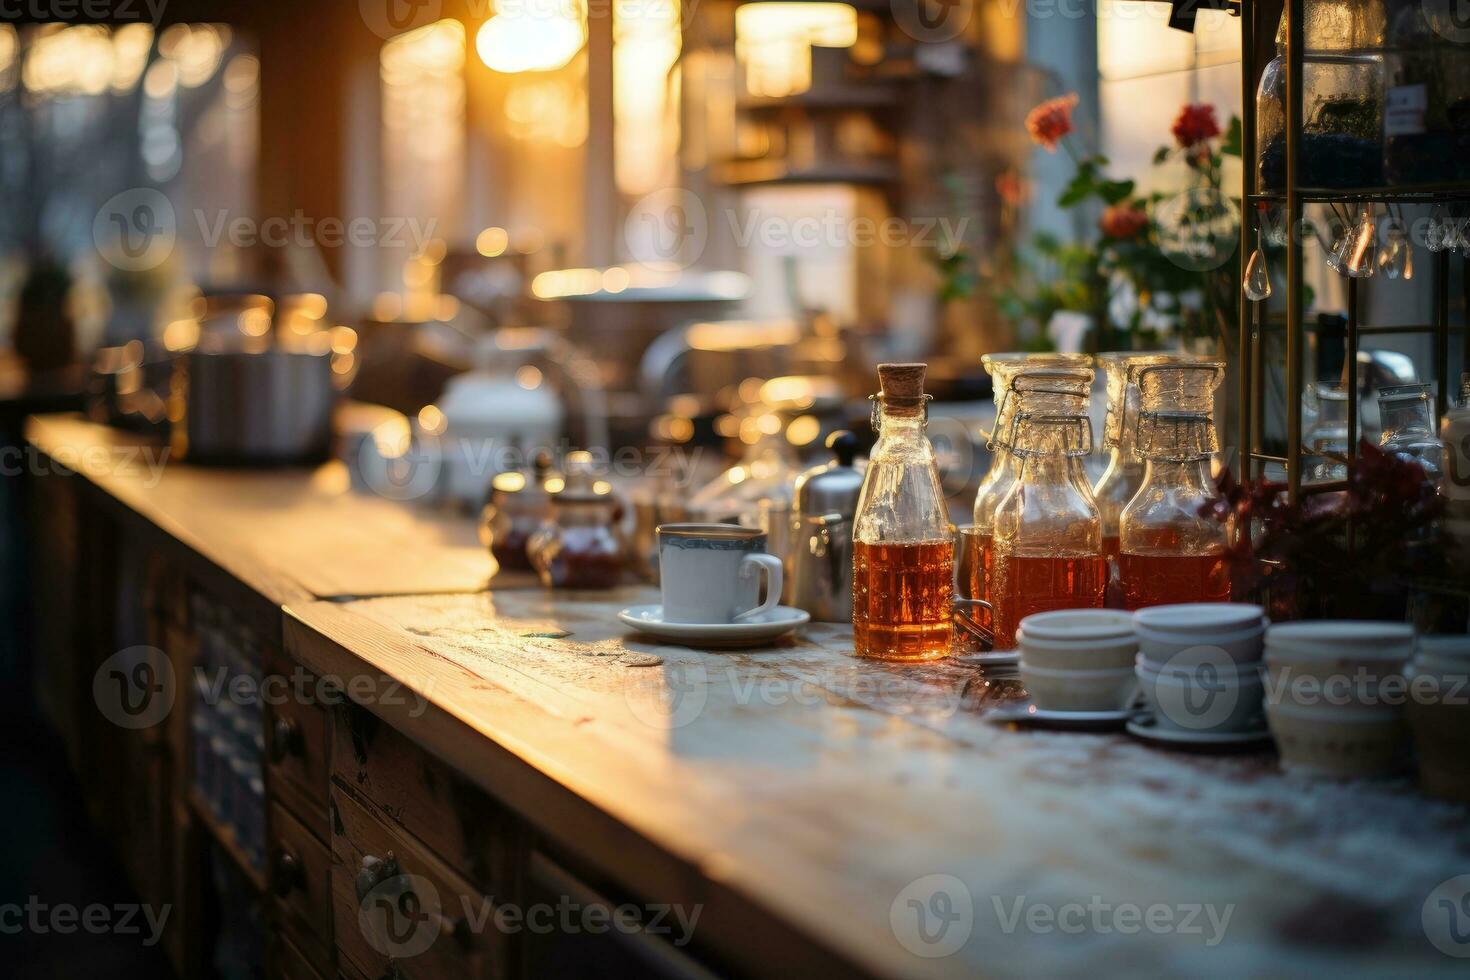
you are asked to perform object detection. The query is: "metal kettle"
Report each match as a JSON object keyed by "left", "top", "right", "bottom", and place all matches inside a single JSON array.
[{"left": 789, "top": 431, "right": 863, "bottom": 622}]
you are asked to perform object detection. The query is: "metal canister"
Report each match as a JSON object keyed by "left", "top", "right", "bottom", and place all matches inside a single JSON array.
[{"left": 789, "top": 431, "right": 863, "bottom": 622}]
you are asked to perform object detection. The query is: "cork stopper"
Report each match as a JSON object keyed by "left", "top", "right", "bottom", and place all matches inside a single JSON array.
[{"left": 877, "top": 362, "right": 927, "bottom": 416}]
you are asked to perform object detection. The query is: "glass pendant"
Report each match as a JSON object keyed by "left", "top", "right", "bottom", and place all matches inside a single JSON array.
[
  {"left": 1243, "top": 204, "right": 1272, "bottom": 301},
  {"left": 1343, "top": 206, "right": 1376, "bottom": 279}
]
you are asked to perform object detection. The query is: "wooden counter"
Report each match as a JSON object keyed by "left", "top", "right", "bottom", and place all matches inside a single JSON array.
[
  {"left": 25, "top": 413, "right": 504, "bottom": 607},
  {"left": 24, "top": 415, "right": 1470, "bottom": 979}
]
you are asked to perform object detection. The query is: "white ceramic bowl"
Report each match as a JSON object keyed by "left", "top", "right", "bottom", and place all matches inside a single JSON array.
[
  {"left": 1135, "top": 657, "right": 1265, "bottom": 734},
  {"left": 1414, "top": 634, "right": 1470, "bottom": 676},
  {"left": 1265, "top": 698, "right": 1408, "bottom": 779},
  {"left": 1017, "top": 628, "right": 1139, "bottom": 671},
  {"left": 1019, "top": 662, "right": 1138, "bottom": 712},
  {"left": 1136, "top": 619, "right": 1266, "bottom": 668},
  {"left": 1018, "top": 609, "right": 1136, "bottom": 643},
  {"left": 1134, "top": 603, "right": 1265, "bottom": 635},
  {"left": 1264, "top": 621, "right": 1416, "bottom": 662},
  {"left": 1405, "top": 680, "right": 1470, "bottom": 803},
  {"left": 1264, "top": 621, "right": 1414, "bottom": 699}
]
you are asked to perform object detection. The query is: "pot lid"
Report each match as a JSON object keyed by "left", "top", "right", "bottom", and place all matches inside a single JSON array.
[{"left": 794, "top": 430, "right": 863, "bottom": 517}]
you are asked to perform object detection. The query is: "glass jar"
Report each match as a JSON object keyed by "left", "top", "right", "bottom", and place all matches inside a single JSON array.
[
  {"left": 528, "top": 465, "right": 627, "bottom": 589},
  {"left": 990, "top": 413, "right": 1105, "bottom": 651},
  {"left": 1256, "top": 3, "right": 1387, "bottom": 191},
  {"left": 852, "top": 363, "right": 954, "bottom": 661},
  {"left": 1305, "top": 381, "right": 1356, "bottom": 482},
  {"left": 1118, "top": 362, "right": 1231, "bottom": 610},
  {"left": 479, "top": 452, "right": 554, "bottom": 572},
  {"left": 1378, "top": 382, "right": 1444, "bottom": 479},
  {"left": 1382, "top": 0, "right": 1470, "bottom": 185},
  {"left": 972, "top": 362, "right": 1094, "bottom": 634}
]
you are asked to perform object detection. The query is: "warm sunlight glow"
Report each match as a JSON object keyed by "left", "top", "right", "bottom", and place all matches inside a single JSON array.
[
  {"left": 614, "top": 0, "right": 681, "bottom": 195},
  {"left": 735, "top": 2, "right": 857, "bottom": 98},
  {"left": 476, "top": 0, "right": 586, "bottom": 74}
]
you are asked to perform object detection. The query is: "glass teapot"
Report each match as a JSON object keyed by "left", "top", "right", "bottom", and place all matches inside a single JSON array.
[
  {"left": 479, "top": 451, "right": 555, "bottom": 573},
  {"left": 528, "top": 453, "right": 630, "bottom": 589}
]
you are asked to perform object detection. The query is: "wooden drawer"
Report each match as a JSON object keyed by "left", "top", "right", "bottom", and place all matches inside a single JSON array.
[
  {"left": 331, "top": 701, "right": 520, "bottom": 894},
  {"left": 272, "top": 927, "right": 327, "bottom": 980},
  {"left": 520, "top": 852, "right": 718, "bottom": 980},
  {"left": 270, "top": 802, "right": 334, "bottom": 975},
  {"left": 265, "top": 648, "right": 332, "bottom": 835},
  {"left": 331, "top": 787, "right": 510, "bottom": 980}
]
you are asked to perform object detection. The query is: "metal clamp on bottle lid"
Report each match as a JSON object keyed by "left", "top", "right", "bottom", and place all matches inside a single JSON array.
[{"left": 1007, "top": 412, "right": 1095, "bottom": 458}]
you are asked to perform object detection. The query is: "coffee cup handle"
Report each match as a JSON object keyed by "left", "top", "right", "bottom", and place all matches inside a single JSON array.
[
  {"left": 734, "top": 554, "right": 784, "bottom": 622},
  {"left": 953, "top": 597, "right": 994, "bottom": 646}
]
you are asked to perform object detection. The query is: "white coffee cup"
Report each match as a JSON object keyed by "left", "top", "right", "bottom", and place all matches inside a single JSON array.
[{"left": 656, "top": 523, "right": 784, "bottom": 624}]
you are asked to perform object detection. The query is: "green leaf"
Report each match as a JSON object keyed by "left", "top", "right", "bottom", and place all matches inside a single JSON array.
[
  {"left": 1221, "top": 116, "right": 1243, "bottom": 158},
  {"left": 1099, "top": 179, "right": 1135, "bottom": 205},
  {"left": 1153, "top": 146, "right": 1171, "bottom": 165}
]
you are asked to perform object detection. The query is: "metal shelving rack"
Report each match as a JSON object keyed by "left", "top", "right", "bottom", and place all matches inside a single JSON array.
[{"left": 1236, "top": 0, "right": 1469, "bottom": 502}]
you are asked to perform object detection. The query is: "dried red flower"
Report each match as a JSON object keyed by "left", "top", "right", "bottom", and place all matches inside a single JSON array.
[
  {"left": 995, "top": 169, "right": 1030, "bottom": 207},
  {"left": 1099, "top": 203, "right": 1148, "bottom": 239},
  {"left": 1025, "top": 93, "right": 1079, "bottom": 153},
  {"left": 1171, "top": 103, "right": 1221, "bottom": 149}
]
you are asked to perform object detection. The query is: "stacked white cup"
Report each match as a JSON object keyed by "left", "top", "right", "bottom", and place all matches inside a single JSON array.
[
  {"left": 1016, "top": 610, "right": 1139, "bottom": 712},
  {"left": 1263, "top": 621, "right": 1416, "bottom": 778},
  {"left": 1133, "top": 604, "right": 1268, "bottom": 735}
]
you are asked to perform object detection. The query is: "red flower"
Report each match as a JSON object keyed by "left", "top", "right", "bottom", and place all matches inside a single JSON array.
[
  {"left": 1026, "top": 93, "right": 1078, "bottom": 153},
  {"left": 1100, "top": 203, "right": 1148, "bottom": 239},
  {"left": 1171, "top": 103, "right": 1221, "bottom": 149},
  {"left": 995, "top": 169, "right": 1030, "bottom": 206}
]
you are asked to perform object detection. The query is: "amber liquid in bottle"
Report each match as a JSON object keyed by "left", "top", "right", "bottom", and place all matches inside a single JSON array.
[
  {"left": 970, "top": 529, "right": 994, "bottom": 634},
  {"left": 1118, "top": 529, "right": 1230, "bottom": 610},
  {"left": 990, "top": 554, "right": 1107, "bottom": 650},
  {"left": 852, "top": 539, "right": 954, "bottom": 661}
]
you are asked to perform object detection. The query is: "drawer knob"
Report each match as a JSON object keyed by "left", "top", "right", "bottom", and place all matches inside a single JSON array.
[
  {"left": 270, "top": 717, "right": 302, "bottom": 763},
  {"left": 271, "top": 846, "right": 302, "bottom": 897},
  {"left": 355, "top": 851, "right": 401, "bottom": 903}
]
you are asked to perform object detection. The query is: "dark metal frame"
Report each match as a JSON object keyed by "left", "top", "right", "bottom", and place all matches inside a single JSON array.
[{"left": 1236, "top": 0, "right": 1467, "bottom": 502}]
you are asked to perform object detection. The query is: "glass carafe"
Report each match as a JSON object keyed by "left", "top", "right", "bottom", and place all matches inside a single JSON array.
[
  {"left": 1379, "top": 382, "right": 1444, "bottom": 479},
  {"left": 1093, "top": 352, "right": 1185, "bottom": 562},
  {"left": 972, "top": 364, "right": 1094, "bottom": 635},
  {"left": 852, "top": 363, "right": 954, "bottom": 661},
  {"left": 990, "top": 413, "right": 1105, "bottom": 651},
  {"left": 1256, "top": 3, "right": 1387, "bottom": 192},
  {"left": 1118, "top": 362, "right": 1231, "bottom": 610}
]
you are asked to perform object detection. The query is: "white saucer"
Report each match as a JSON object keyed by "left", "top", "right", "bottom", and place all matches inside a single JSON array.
[
  {"left": 954, "top": 650, "right": 1020, "bottom": 667},
  {"left": 986, "top": 702, "right": 1132, "bottom": 730},
  {"left": 1125, "top": 716, "right": 1274, "bottom": 751},
  {"left": 617, "top": 605, "right": 810, "bottom": 649}
]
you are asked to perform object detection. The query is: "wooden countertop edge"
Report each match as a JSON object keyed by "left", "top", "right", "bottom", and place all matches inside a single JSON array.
[
  {"left": 283, "top": 600, "right": 918, "bottom": 980},
  {"left": 25, "top": 415, "right": 315, "bottom": 619}
]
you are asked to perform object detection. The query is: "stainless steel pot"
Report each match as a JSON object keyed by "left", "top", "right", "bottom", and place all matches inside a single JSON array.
[
  {"left": 171, "top": 347, "right": 336, "bottom": 465},
  {"left": 789, "top": 431, "right": 863, "bottom": 622}
]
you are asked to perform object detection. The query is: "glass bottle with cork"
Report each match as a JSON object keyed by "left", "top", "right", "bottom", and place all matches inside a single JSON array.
[
  {"left": 852, "top": 363, "right": 955, "bottom": 661},
  {"left": 989, "top": 412, "right": 1106, "bottom": 650},
  {"left": 1118, "top": 362, "right": 1230, "bottom": 610}
]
